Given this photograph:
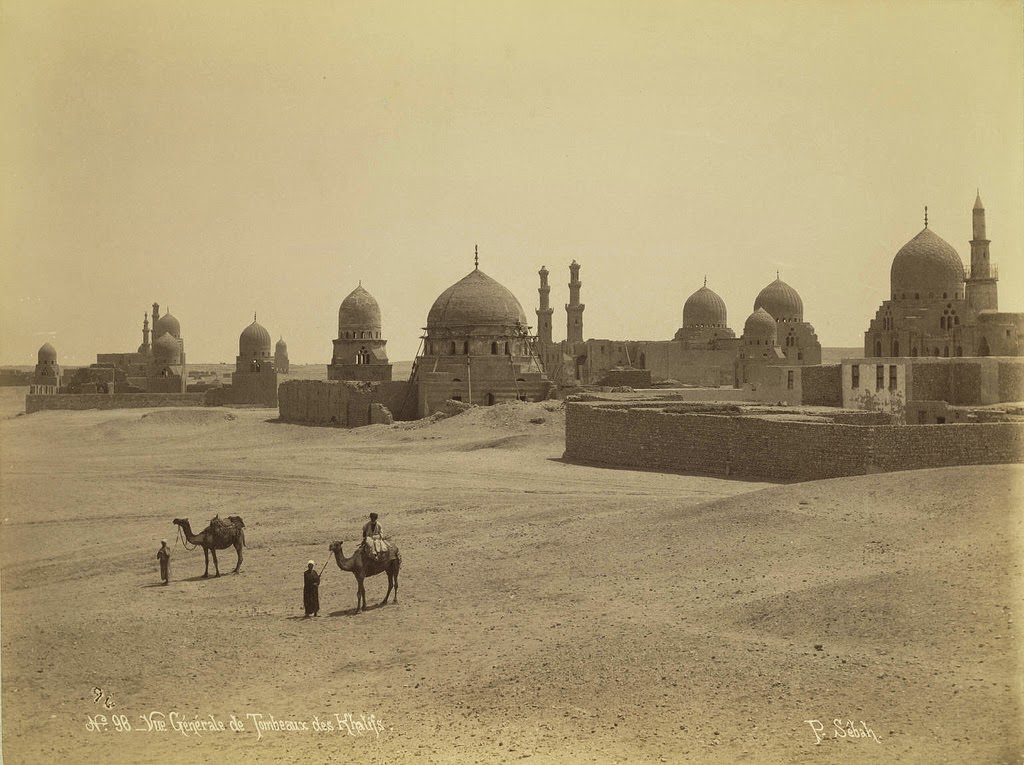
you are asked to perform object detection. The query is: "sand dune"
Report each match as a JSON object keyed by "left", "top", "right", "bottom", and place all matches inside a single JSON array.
[{"left": 1, "top": 392, "right": 1020, "bottom": 764}]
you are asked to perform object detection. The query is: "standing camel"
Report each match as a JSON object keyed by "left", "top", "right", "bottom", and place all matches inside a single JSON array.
[
  {"left": 173, "top": 517, "right": 245, "bottom": 577},
  {"left": 328, "top": 541, "right": 400, "bottom": 612}
]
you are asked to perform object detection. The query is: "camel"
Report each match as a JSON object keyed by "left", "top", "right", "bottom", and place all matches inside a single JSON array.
[
  {"left": 328, "top": 541, "right": 400, "bottom": 612},
  {"left": 173, "top": 516, "right": 245, "bottom": 577}
]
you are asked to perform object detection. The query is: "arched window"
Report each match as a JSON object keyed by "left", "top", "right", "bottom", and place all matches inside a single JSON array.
[
  {"left": 892, "top": 339, "right": 899, "bottom": 356},
  {"left": 486, "top": 393, "right": 495, "bottom": 405},
  {"left": 874, "top": 340, "right": 882, "bottom": 357},
  {"left": 943, "top": 346, "right": 949, "bottom": 357},
  {"left": 463, "top": 341, "right": 470, "bottom": 355},
  {"left": 933, "top": 347, "right": 940, "bottom": 357},
  {"left": 940, "top": 317, "right": 946, "bottom": 330},
  {"left": 450, "top": 341, "right": 457, "bottom": 355},
  {"left": 911, "top": 346, "right": 918, "bottom": 357},
  {"left": 978, "top": 337, "right": 990, "bottom": 356},
  {"left": 505, "top": 342, "right": 511, "bottom": 355},
  {"left": 490, "top": 342, "right": 498, "bottom": 355}
]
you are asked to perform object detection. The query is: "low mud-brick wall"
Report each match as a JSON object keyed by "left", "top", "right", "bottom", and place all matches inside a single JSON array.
[
  {"left": 564, "top": 401, "right": 1024, "bottom": 482},
  {"left": 25, "top": 393, "right": 206, "bottom": 414}
]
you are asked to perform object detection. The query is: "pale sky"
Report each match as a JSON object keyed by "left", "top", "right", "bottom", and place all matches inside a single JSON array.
[{"left": 3, "top": 0, "right": 1023, "bottom": 366}]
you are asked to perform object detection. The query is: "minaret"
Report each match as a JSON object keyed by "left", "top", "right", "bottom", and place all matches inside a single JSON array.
[
  {"left": 139, "top": 313, "right": 151, "bottom": 354},
  {"left": 536, "top": 266, "right": 553, "bottom": 346},
  {"left": 966, "top": 191, "right": 998, "bottom": 310},
  {"left": 152, "top": 302, "right": 161, "bottom": 328},
  {"left": 565, "top": 260, "right": 584, "bottom": 345}
]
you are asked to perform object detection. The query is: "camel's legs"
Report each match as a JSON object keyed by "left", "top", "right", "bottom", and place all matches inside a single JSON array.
[
  {"left": 381, "top": 573, "right": 393, "bottom": 605},
  {"left": 211, "top": 548, "right": 220, "bottom": 577},
  {"left": 234, "top": 541, "right": 243, "bottom": 573},
  {"left": 202, "top": 548, "right": 210, "bottom": 577},
  {"left": 356, "top": 577, "right": 366, "bottom": 612}
]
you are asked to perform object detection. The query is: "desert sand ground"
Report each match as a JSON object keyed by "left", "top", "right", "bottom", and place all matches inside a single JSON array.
[{"left": 1, "top": 387, "right": 1021, "bottom": 764}]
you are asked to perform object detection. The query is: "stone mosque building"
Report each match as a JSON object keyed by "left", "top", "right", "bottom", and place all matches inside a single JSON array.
[
  {"left": 329, "top": 284, "right": 392, "bottom": 382},
  {"left": 30, "top": 343, "right": 61, "bottom": 395},
  {"left": 535, "top": 263, "right": 822, "bottom": 389},
  {"left": 93, "top": 302, "right": 187, "bottom": 392},
  {"left": 863, "top": 194, "right": 1023, "bottom": 358}
]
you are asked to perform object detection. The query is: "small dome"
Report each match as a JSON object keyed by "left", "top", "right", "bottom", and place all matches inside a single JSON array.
[
  {"left": 153, "top": 312, "right": 181, "bottom": 339},
  {"left": 239, "top": 320, "right": 272, "bottom": 356},
  {"left": 338, "top": 285, "right": 382, "bottom": 333},
  {"left": 37, "top": 342, "right": 57, "bottom": 362},
  {"left": 153, "top": 332, "right": 180, "bottom": 364},
  {"left": 890, "top": 227, "right": 965, "bottom": 298},
  {"left": 754, "top": 278, "right": 803, "bottom": 322},
  {"left": 275, "top": 337, "right": 288, "bottom": 350},
  {"left": 683, "top": 285, "right": 728, "bottom": 328},
  {"left": 743, "top": 307, "right": 777, "bottom": 340},
  {"left": 427, "top": 269, "right": 528, "bottom": 331}
]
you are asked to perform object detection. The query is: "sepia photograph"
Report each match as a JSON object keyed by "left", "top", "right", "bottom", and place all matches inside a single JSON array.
[{"left": 1, "top": 1, "right": 1022, "bottom": 763}]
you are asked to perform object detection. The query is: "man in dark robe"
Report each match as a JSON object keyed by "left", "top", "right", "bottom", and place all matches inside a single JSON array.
[
  {"left": 157, "top": 540, "right": 170, "bottom": 585},
  {"left": 303, "top": 561, "right": 320, "bottom": 617}
]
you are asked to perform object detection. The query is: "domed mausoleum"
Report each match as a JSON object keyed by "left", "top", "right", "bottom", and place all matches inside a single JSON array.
[
  {"left": 329, "top": 284, "right": 391, "bottom": 381},
  {"left": 232, "top": 315, "right": 278, "bottom": 406},
  {"left": 673, "top": 279, "right": 736, "bottom": 349},
  {"left": 414, "top": 252, "right": 551, "bottom": 413},
  {"left": 275, "top": 337, "right": 289, "bottom": 374},
  {"left": 752, "top": 275, "right": 821, "bottom": 366},
  {"left": 30, "top": 343, "right": 61, "bottom": 394},
  {"left": 864, "top": 197, "right": 1021, "bottom": 358}
]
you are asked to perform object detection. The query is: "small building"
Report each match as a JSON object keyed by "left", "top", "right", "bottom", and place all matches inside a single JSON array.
[
  {"left": 329, "top": 285, "right": 392, "bottom": 381},
  {"left": 230, "top": 317, "right": 278, "bottom": 406},
  {"left": 274, "top": 337, "right": 290, "bottom": 374}
]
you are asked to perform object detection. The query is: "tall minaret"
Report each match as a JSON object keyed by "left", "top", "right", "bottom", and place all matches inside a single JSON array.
[
  {"left": 536, "top": 266, "right": 553, "bottom": 346},
  {"left": 566, "top": 260, "right": 585, "bottom": 345},
  {"left": 966, "top": 191, "right": 998, "bottom": 310},
  {"left": 139, "top": 312, "right": 151, "bottom": 354},
  {"left": 152, "top": 302, "right": 161, "bottom": 328}
]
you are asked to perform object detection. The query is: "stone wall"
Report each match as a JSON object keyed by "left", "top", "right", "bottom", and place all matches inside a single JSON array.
[
  {"left": 596, "top": 369, "right": 652, "bottom": 388},
  {"left": 801, "top": 365, "right": 842, "bottom": 406},
  {"left": 998, "top": 360, "right": 1024, "bottom": 402},
  {"left": 564, "top": 401, "right": 1024, "bottom": 482},
  {"left": 25, "top": 393, "right": 206, "bottom": 413},
  {"left": 278, "top": 380, "right": 417, "bottom": 426}
]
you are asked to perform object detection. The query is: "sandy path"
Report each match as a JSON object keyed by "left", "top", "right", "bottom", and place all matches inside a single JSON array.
[{"left": 1, "top": 393, "right": 1021, "bottom": 764}]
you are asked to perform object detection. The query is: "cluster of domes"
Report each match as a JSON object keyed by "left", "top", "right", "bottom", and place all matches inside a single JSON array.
[
  {"left": 890, "top": 227, "right": 965, "bottom": 299},
  {"left": 427, "top": 268, "right": 528, "bottom": 331}
]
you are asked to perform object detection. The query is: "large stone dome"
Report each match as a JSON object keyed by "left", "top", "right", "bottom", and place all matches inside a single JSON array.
[
  {"left": 153, "top": 312, "right": 181, "bottom": 339},
  {"left": 338, "top": 285, "right": 381, "bottom": 332},
  {"left": 427, "top": 268, "right": 528, "bottom": 331},
  {"left": 683, "top": 285, "right": 727, "bottom": 328},
  {"left": 743, "top": 307, "right": 777, "bottom": 341},
  {"left": 239, "top": 320, "right": 272, "bottom": 356},
  {"left": 754, "top": 278, "right": 803, "bottom": 322},
  {"left": 153, "top": 332, "right": 180, "bottom": 364},
  {"left": 37, "top": 342, "right": 57, "bottom": 362},
  {"left": 890, "top": 227, "right": 965, "bottom": 299}
]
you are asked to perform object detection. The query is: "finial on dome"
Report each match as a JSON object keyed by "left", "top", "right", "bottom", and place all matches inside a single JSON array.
[
  {"left": 703, "top": 275, "right": 707, "bottom": 288},
  {"left": 776, "top": 270, "right": 779, "bottom": 280},
  {"left": 474, "top": 244, "right": 479, "bottom": 270},
  {"left": 253, "top": 311, "right": 257, "bottom": 322},
  {"left": 924, "top": 206, "right": 928, "bottom": 228}
]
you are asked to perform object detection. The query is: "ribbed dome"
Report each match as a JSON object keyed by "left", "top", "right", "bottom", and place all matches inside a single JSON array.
[
  {"left": 683, "top": 285, "right": 728, "bottom": 327},
  {"left": 153, "top": 312, "right": 181, "bottom": 339},
  {"left": 427, "top": 269, "right": 528, "bottom": 331},
  {"left": 743, "top": 307, "right": 777, "bottom": 340},
  {"left": 37, "top": 343, "right": 57, "bottom": 362},
  {"left": 153, "top": 332, "right": 180, "bottom": 364},
  {"left": 275, "top": 337, "right": 288, "bottom": 350},
  {"left": 890, "top": 227, "right": 965, "bottom": 298},
  {"left": 239, "top": 320, "right": 272, "bottom": 356},
  {"left": 754, "top": 278, "right": 803, "bottom": 322},
  {"left": 338, "top": 285, "right": 381, "bottom": 331}
]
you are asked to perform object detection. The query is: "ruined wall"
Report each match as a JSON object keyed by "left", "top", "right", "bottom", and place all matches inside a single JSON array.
[
  {"left": 278, "top": 380, "right": 416, "bottom": 426},
  {"left": 596, "top": 369, "right": 652, "bottom": 388},
  {"left": 564, "top": 402, "right": 1024, "bottom": 482},
  {"left": 25, "top": 393, "right": 205, "bottom": 413}
]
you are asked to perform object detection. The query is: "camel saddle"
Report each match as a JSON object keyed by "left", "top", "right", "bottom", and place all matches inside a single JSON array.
[{"left": 208, "top": 515, "right": 244, "bottom": 543}]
